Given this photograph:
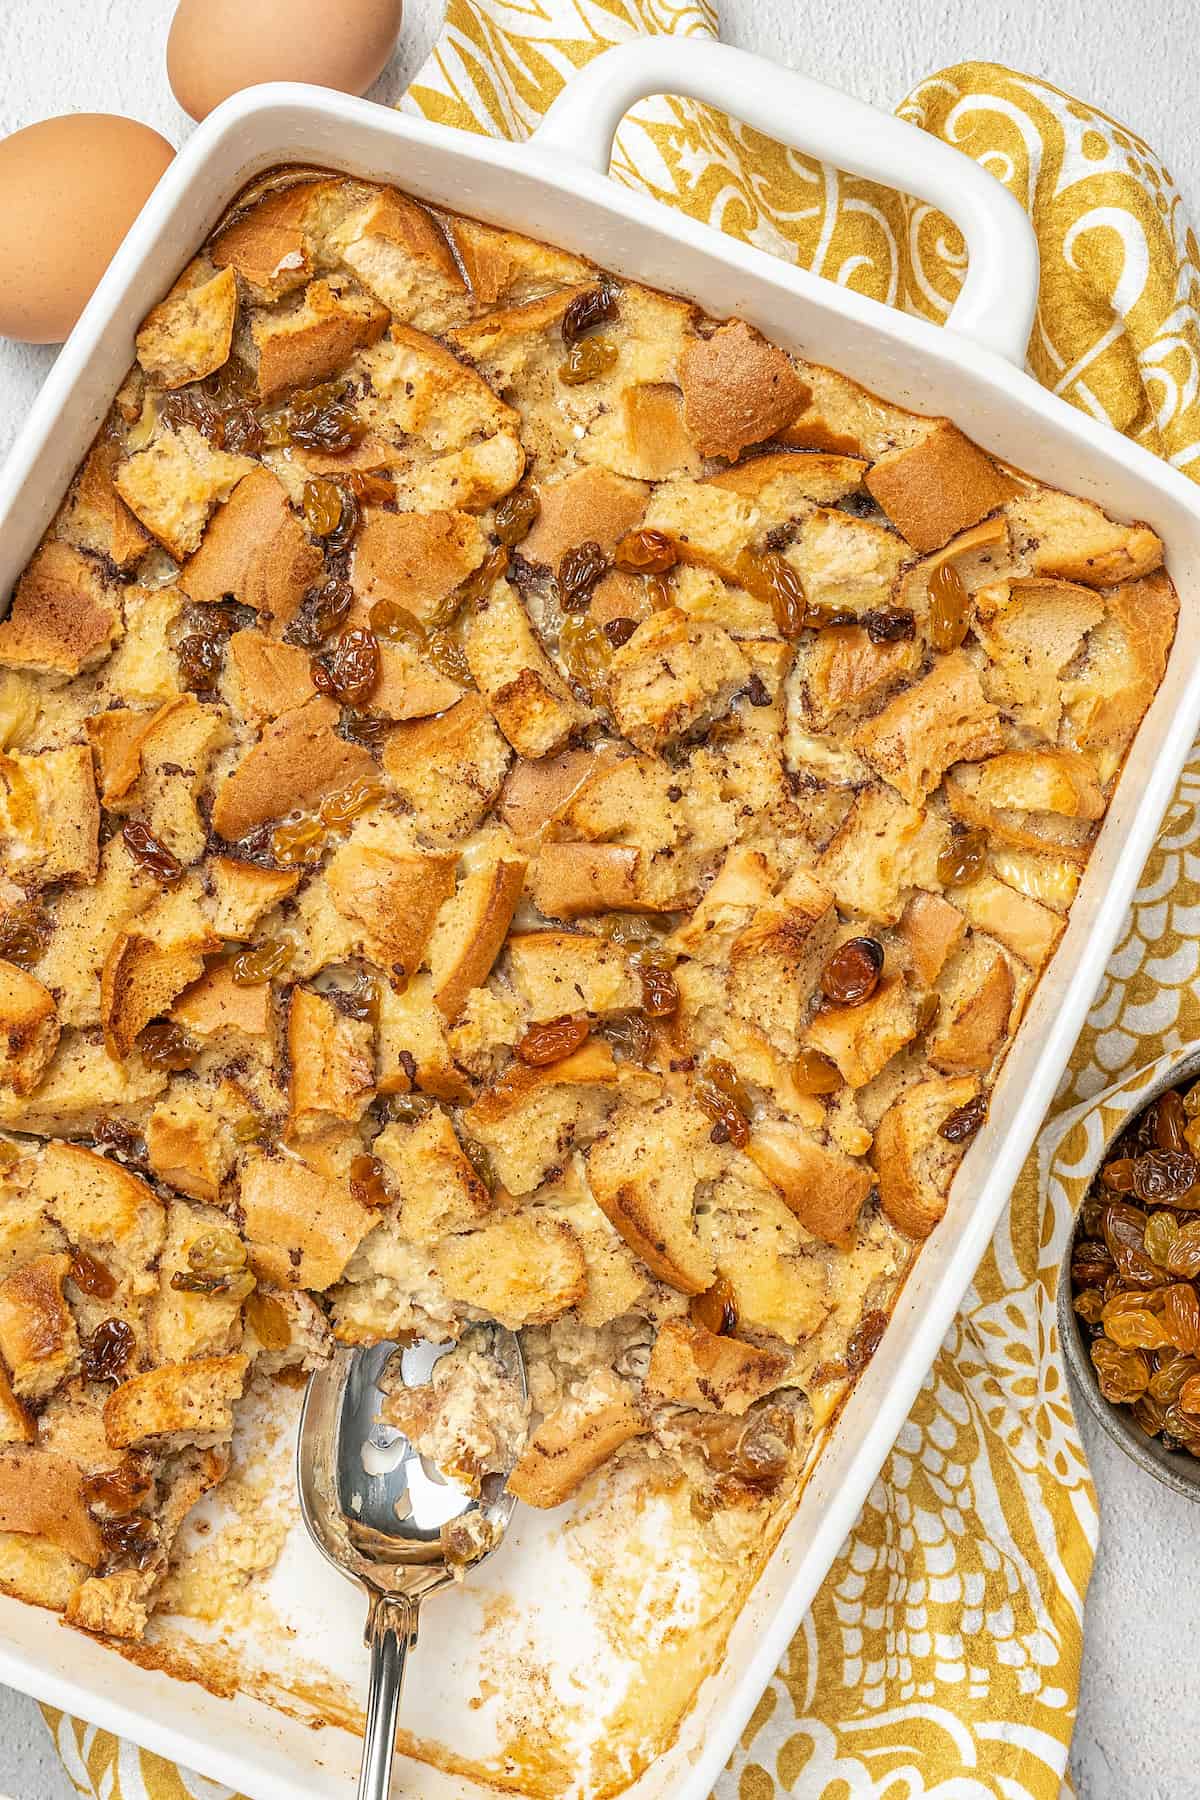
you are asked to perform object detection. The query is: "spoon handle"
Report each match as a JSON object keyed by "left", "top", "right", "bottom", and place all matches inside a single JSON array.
[{"left": 358, "top": 1593, "right": 417, "bottom": 1800}]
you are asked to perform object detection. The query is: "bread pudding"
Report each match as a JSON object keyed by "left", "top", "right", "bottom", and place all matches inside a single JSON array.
[{"left": 0, "top": 163, "right": 1177, "bottom": 1699}]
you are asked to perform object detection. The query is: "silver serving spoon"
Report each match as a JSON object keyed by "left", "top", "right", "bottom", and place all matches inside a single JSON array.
[{"left": 297, "top": 1328, "right": 527, "bottom": 1800}]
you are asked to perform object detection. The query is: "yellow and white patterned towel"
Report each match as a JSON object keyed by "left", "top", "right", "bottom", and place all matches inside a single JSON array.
[{"left": 42, "top": 4, "right": 1200, "bottom": 1797}]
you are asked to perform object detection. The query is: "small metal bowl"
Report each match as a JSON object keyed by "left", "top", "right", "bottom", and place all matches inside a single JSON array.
[{"left": 1057, "top": 1042, "right": 1200, "bottom": 1503}]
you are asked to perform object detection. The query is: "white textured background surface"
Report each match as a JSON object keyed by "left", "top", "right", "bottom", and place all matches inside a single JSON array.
[{"left": 0, "top": 1, "right": 1197, "bottom": 1795}]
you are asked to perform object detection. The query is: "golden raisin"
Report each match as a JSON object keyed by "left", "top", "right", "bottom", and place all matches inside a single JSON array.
[
  {"left": 271, "top": 815, "right": 326, "bottom": 868},
  {"left": 562, "top": 284, "right": 619, "bottom": 342},
  {"left": 137, "top": 1021, "right": 199, "bottom": 1072},
  {"left": 0, "top": 901, "right": 48, "bottom": 968},
  {"left": 369, "top": 601, "right": 427, "bottom": 649},
  {"left": 558, "top": 612, "right": 611, "bottom": 698},
  {"left": 819, "top": 937, "right": 884, "bottom": 1006},
  {"left": 189, "top": 1228, "right": 246, "bottom": 1278},
  {"left": 83, "top": 1318, "right": 135, "bottom": 1384},
  {"left": 1100, "top": 1158, "right": 1137, "bottom": 1193},
  {"left": 791, "top": 1048, "right": 842, "bottom": 1096},
  {"left": 69, "top": 1250, "right": 117, "bottom": 1300},
  {"left": 690, "top": 1276, "right": 738, "bottom": 1337},
  {"left": 733, "top": 549, "right": 806, "bottom": 639},
  {"left": 245, "top": 1291, "right": 292, "bottom": 1351},
  {"left": 494, "top": 490, "right": 541, "bottom": 546},
  {"left": 517, "top": 1015, "right": 591, "bottom": 1067},
  {"left": 695, "top": 1059, "right": 752, "bottom": 1149},
  {"left": 350, "top": 1153, "right": 392, "bottom": 1209},
  {"left": 311, "top": 627, "right": 381, "bottom": 707},
  {"left": 302, "top": 477, "right": 343, "bottom": 538},
  {"left": 426, "top": 628, "right": 471, "bottom": 685},
  {"left": 614, "top": 529, "right": 678, "bottom": 576},
  {"left": 937, "top": 829, "right": 987, "bottom": 886},
  {"left": 927, "top": 561, "right": 970, "bottom": 651},
  {"left": 558, "top": 541, "right": 608, "bottom": 611},
  {"left": 122, "top": 820, "right": 183, "bottom": 884},
  {"left": 638, "top": 964, "right": 679, "bottom": 1019},
  {"left": 81, "top": 1458, "right": 154, "bottom": 1518},
  {"left": 231, "top": 940, "right": 293, "bottom": 985},
  {"left": 319, "top": 775, "right": 386, "bottom": 829}
]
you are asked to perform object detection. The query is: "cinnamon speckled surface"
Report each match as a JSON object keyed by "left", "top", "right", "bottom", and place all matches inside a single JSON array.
[{"left": 0, "top": 2, "right": 1196, "bottom": 1795}]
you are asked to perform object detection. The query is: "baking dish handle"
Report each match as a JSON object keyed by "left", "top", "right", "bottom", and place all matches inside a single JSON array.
[{"left": 530, "top": 38, "right": 1039, "bottom": 367}]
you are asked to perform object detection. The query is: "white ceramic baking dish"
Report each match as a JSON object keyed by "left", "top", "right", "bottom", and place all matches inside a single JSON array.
[{"left": 2, "top": 35, "right": 1200, "bottom": 1800}]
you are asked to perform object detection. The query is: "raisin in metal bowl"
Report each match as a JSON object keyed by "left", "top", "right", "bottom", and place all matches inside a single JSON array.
[{"left": 1059, "top": 1045, "right": 1200, "bottom": 1503}]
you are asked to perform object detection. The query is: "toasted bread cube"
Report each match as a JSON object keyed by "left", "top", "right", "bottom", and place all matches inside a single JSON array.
[
  {"left": 223, "top": 630, "right": 315, "bottom": 720},
  {"left": 102, "top": 584, "right": 184, "bottom": 705},
  {"left": 363, "top": 642, "right": 463, "bottom": 722},
  {"left": 103, "top": 1353, "right": 249, "bottom": 1451},
  {"left": 435, "top": 1213, "right": 587, "bottom": 1329},
  {"left": 1006, "top": 487, "right": 1164, "bottom": 587},
  {"left": 374, "top": 1111, "right": 491, "bottom": 1245},
  {"left": 464, "top": 1041, "right": 642, "bottom": 1197},
  {"left": 508, "top": 1368, "right": 647, "bottom": 1508},
  {"left": 353, "top": 508, "right": 488, "bottom": 622},
  {"left": 539, "top": 1195, "right": 648, "bottom": 1328},
  {"left": 790, "top": 508, "right": 909, "bottom": 615},
  {"left": 955, "top": 874, "right": 1065, "bottom": 972},
  {"left": 1062, "top": 572, "right": 1177, "bottom": 774},
  {"left": 100, "top": 887, "right": 219, "bottom": 1060},
  {"left": 136, "top": 262, "right": 238, "bottom": 389},
  {"left": 0, "top": 744, "right": 100, "bottom": 885},
  {"left": 796, "top": 625, "right": 920, "bottom": 729},
  {"left": 427, "top": 858, "right": 527, "bottom": 1022},
  {"left": 945, "top": 762, "right": 1096, "bottom": 867},
  {"left": 125, "top": 697, "right": 230, "bottom": 866},
  {"left": 466, "top": 582, "right": 589, "bottom": 758},
  {"left": 177, "top": 466, "right": 324, "bottom": 628},
  {"left": 33, "top": 1141, "right": 165, "bottom": 1300},
  {"left": 0, "top": 961, "right": 58, "bottom": 1095},
  {"left": 0, "top": 540, "right": 122, "bottom": 678},
  {"left": 747, "top": 1123, "right": 873, "bottom": 1248},
  {"left": 897, "top": 891, "right": 966, "bottom": 986},
  {"left": 146, "top": 1089, "right": 235, "bottom": 1204},
  {"left": 209, "top": 856, "right": 300, "bottom": 940},
  {"left": 507, "top": 931, "right": 638, "bottom": 1021},
  {"left": 240, "top": 1153, "right": 378, "bottom": 1292},
  {"left": 114, "top": 425, "right": 256, "bottom": 562},
  {"left": 58, "top": 440, "right": 152, "bottom": 570},
  {"left": 872, "top": 1076, "right": 980, "bottom": 1238},
  {"left": 698, "top": 1177, "right": 828, "bottom": 1344},
  {"left": 376, "top": 973, "right": 473, "bottom": 1103},
  {"left": 149, "top": 1199, "right": 248, "bottom": 1364},
  {"left": 865, "top": 419, "right": 1013, "bottom": 552},
  {"left": 709, "top": 447, "right": 867, "bottom": 510},
  {"left": 667, "top": 847, "right": 775, "bottom": 963},
  {"left": 815, "top": 785, "right": 946, "bottom": 926},
  {"left": 727, "top": 874, "right": 838, "bottom": 1057},
  {"left": 0, "top": 1446, "right": 102, "bottom": 1566},
  {"left": 211, "top": 695, "right": 376, "bottom": 840},
  {"left": 29, "top": 836, "right": 154, "bottom": 1031},
  {"left": 0, "top": 1365, "right": 33, "bottom": 1445},
  {"left": 287, "top": 988, "right": 375, "bottom": 1137},
  {"left": 172, "top": 959, "right": 273, "bottom": 1048},
  {"left": 381, "top": 694, "right": 512, "bottom": 843},
  {"left": 971, "top": 749, "right": 1105, "bottom": 821},
  {"left": 645, "top": 1318, "right": 790, "bottom": 1415},
  {"left": 679, "top": 319, "right": 808, "bottom": 461},
  {"left": 928, "top": 937, "right": 1014, "bottom": 1075},
  {"left": 851, "top": 652, "right": 1004, "bottom": 804},
  {"left": 520, "top": 468, "right": 649, "bottom": 571},
  {"left": 0, "top": 1033, "right": 166, "bottom": 1136},
  {"left": 0, "top": 1254, "right": 79, "bottom": 1402},
  {"left": 209, "top": 177, "right": 348, "bottom": 301},
  {"left": 606, "top": 609, "right": 749, "bottom": 753},
  {"left": 87, "top": 698, "right": 187, "bottom": 806},
  {"left": 251, "top": 277, "right": 388, "bottom": 401},
  {"left": 326, "top": 841, "right": 456, "bottom": 978},
  {"left": 973, "top": 578, "right": 1106, "bottom": 741},
  {"left": 337, "top": 189, "right": 468, "bottom": 332},
  {"left": 444, "top": 214, "right": 592, "bottom": 306},
  {"left": 807, "top": 974, "right": 922, "bottom": 1089},
  {"left": 578, "top": 382, "right": 701, "bottom": 483},
  {"left": 528, "top": 843, "right": 655, "bottom": 920},
  {"left": 497, "top": 749, "right": 622, "bottom": 843},
  {"left": 587, "top": 1093, "right": 723, "bottom": 1295}
]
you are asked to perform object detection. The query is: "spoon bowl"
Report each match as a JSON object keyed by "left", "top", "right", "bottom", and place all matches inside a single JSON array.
[{"left": 297, "top": 1326, "right": 527, "bottom": 1798}]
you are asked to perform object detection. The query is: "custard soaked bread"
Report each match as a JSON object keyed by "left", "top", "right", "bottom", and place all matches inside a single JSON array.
[{"left": 0, "top": 167, "right": 1175, "bottom": 1656}]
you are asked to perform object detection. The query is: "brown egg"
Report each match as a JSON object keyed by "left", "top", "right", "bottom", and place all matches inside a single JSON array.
[
  {"left": 168, "top": 0, "right": 404, "bottom": 123},
  {"left": 0, "top": 116, "right": 175, "bottom": 344}
]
